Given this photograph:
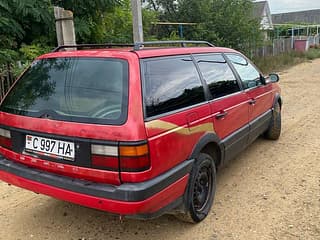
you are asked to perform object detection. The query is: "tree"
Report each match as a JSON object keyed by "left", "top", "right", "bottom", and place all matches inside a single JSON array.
[
  {"left": 0, "top": 0, "right": 54, "bottom": 64},
  {"left": 143, "top": 0, "right": 179, "bottom": 21},
  {"left": 52, "top": 0, "right": 124, "bottom": 43},
  {"left": 208, "top": 0, "right": 262, "bottom": 53},
  {"left": 0, "top": 0, "right": 124, "bottom": 65},
  {"left": 143, "top": 0, "right": 262, "bottom": 54},
  {"left": 103, "top": 0, "right": 158, "bottom": 43}
]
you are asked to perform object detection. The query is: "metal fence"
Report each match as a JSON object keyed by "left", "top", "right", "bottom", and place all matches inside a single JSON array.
[
  {"left": 253, "top": 35, "right": 320, "bottom": 58},
  {"left": 0, "top": 64, "right": 14, "bottom": 102},
  {"left": 253, "top": 38, "right": 292, "bottom": 57},
  {"left": 307, "top": 35, "right": 320, "bottom": 46}
]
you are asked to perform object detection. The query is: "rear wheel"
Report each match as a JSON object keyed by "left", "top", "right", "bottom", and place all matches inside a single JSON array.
[
  {"left": 176, "top": 153, "right": 216, "bottom": 223},
  {"left": 264, "top": 102, "right": 281, "bottom": 140}
]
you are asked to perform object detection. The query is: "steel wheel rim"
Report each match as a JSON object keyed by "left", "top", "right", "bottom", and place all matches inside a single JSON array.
[{"left": 193, "top": 165, "right": 213, "bottom": 212}]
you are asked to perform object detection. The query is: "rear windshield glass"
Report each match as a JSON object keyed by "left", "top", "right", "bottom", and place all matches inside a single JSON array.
[{"left": 0, "top": 58, "right": 128, "bottom": 125}]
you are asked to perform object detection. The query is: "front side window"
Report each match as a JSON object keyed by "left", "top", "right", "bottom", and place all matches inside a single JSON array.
[
  {"left": 226, "top": 54, "right": 261, "bottom": 89},
  {"left": 0, "top": 58, "right": 129, "bottom": 125},
  {"left": 143, "top": 56, "right": 205, "bottom": 118},
  {"left": 194, "top": 54, "right": 240, "bottom": 99}
]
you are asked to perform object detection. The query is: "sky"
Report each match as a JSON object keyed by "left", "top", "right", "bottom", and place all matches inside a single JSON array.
[{"left": 261, "top": 0, "right": 320, "bottom": 13}]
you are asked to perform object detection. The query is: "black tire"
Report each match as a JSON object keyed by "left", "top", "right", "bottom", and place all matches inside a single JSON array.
[
  {"left": 264, "top": 102, "right": 281, "bottom": 140},
  {"left": 176, "top": 153, "right": 216, "bottom": 223}
]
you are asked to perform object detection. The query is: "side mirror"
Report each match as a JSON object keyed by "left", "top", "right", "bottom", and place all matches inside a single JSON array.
[
  {"left": 269, "top": 73, "right": 280, "bottom": 83},
  {"left": 260, "top": 74, "right": 266, "bottom": 85}
]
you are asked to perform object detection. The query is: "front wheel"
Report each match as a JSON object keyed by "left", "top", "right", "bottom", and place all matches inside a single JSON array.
[
  {"left": 264, "top": 102, "right": 281, "bottom": 140},
  {"left": 176, "top": 153, "right": 216, "bottom": 223}
]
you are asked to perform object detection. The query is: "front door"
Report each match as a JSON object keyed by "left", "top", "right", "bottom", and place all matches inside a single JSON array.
[{"left": 225, "top": 54, "right": 274, "bottom": 143}]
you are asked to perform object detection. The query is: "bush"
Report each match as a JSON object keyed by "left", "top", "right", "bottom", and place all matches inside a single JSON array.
[
  {"left": 253, "top": 49, "right": 320, "bottom": 74},
  {"left": 11, "top": 43, "right": 52, "bottom": 77},
  {"left": 305, "top": 48, "right": 320, "bottom": 60}
]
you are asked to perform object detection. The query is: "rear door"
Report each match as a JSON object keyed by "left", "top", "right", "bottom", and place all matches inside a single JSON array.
[
  {"left": 193, "top": 53, "right": 250, "bottom": 163},
  {"left": 142, "top": 55, "right": 212, "bottom": 177},
  {"left": 226, "top": 54, "right": 273, "bottom": 143}
]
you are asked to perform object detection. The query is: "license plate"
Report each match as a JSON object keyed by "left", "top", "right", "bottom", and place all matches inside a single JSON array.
[{"left": 25, "top": 135, "right": 75, "bottom": 160}]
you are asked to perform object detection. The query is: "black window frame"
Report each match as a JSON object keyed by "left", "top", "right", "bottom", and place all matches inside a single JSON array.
[
  {"left": 140, "top": 54, "right": 208, "bottom": 120},
  {"left": 0, "top": 57, "right": 130, "bottom": 126}
]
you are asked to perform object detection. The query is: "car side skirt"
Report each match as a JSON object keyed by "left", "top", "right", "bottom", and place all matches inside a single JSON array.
[{"left": 222, "top": 110, "right": 272, "bottom": 164}]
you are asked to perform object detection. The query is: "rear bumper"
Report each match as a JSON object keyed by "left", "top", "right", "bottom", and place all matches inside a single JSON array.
[{"left": 0, "top": 156, "right": 193, "bottom": 216}]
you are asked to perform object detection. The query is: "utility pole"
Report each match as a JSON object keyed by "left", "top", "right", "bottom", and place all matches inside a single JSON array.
[
  {"left": 54, "top": 7, "right": 76, "bottom": 46},
  {"left": 131, "top": 0, "right": 144, "bottom": 43}
]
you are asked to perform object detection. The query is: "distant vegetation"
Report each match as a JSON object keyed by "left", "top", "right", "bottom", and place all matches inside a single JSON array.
[
  {"left": 253, "top": 48, "right": 320, "bottom": 74},
  {"left": 0, "top": 0, "right": 262, "bottom": 72}
]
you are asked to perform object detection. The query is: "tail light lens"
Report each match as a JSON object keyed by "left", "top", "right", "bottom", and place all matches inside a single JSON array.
[
  {"left": 119, "top": 155, "right": 150, "bottom": 172},
  {"left": 119, "top": 144, "right": 150, "bottom": 172},
  {"left": 0, "top": 128, "right": 12, "bottom": 149},
  {"left": 91, "top": 155, "right": 119, "bottom": 170},
  {"left": 90, "top": 143, "right": 150, "bottom": 172},
  {"left": 91, "top": 145, "right": 119, "bottom": 171}
]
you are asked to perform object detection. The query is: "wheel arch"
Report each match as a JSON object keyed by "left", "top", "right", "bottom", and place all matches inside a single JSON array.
[
  {"left": 273, "top": 93, "right": 283, "bottom": 110},
  {"left": 178, "top": 135, "right": 221, "bottom": 222},
  {"left": 189, "top": 133, "right": 224, "bottom": 170}
]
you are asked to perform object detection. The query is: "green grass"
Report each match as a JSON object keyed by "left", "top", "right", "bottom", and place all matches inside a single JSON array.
[
  {"left": 305, "top": 48, "right": 320, "bottom": 60},
  {"left": 253, "top": 48, "right": 320, "bottom": 74}
]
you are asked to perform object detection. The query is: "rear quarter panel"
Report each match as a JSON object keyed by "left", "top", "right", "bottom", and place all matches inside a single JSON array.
[{"left": 144, "top": 103, "right": 214, "bottom": 178}]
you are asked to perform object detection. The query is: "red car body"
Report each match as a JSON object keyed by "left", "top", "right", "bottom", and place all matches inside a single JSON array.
[{"left": 0, "top": 42, "right": 282, "bottom": 221}]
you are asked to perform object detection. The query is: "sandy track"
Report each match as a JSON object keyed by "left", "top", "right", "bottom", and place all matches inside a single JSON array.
[{"left": 1, "top": 59, "right": 320, "bottom": 240}]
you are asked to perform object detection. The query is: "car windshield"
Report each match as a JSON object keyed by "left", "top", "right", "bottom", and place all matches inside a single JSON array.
[{"left": 0, "top": 57, "right": 128, "bottom": 125}]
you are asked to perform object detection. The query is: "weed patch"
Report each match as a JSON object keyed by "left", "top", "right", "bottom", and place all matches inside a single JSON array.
[{"left": 253, "top": 49, "right": 320, "bottom": 74}]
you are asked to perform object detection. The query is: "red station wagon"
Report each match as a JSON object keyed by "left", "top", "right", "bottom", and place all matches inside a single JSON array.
[{"left": 0, "top": 41, "right": 282, "bottom": 223}]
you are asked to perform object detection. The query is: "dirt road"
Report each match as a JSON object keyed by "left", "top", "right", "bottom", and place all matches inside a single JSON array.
[{"left": 1, "top": 59, "right": 320, "bottom": 240}]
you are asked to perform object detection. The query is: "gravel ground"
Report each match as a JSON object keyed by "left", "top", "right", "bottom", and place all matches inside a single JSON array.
[{"left": 0, "top": 59, "right": 320, "bottom": 240}]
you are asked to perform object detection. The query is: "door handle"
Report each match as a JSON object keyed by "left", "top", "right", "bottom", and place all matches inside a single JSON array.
[
  {"left": 215, "top": 111, "right": 228, "bottom": 119},
  {"left": 249, "top": 99, "right": 257, "bottom": 105}
]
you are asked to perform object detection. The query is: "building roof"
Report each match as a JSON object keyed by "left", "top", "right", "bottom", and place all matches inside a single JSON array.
[
  {"left": 253, "top": 1, "right": 267, "bottom": 19},
  {"left": 272, "top": 9, "right": 320, "bottom": 24},
  {"left": 253, "top": 1, "right": 273, "bottom": 30}
]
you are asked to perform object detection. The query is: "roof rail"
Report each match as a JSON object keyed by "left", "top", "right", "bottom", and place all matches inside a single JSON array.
[
  {"left": 51, "top": 41, "right": 215, "bottom": 52},
  {"left": 52, "top": 43, "right": 135, "bottom": 52},
  {"left": 133, "top": 41, "right": 215, "bottom": 50}
]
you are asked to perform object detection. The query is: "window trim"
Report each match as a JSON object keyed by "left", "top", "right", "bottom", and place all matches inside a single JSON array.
[{"left": 140, "top": 54, "right": 208, "bottom": 120}]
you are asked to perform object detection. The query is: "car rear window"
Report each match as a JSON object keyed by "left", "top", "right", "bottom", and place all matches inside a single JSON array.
[{"left": 0, "top": 57, "right": 128, "bottom": 125}]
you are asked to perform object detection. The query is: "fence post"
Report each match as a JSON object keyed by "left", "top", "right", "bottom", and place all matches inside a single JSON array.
[
  {"left": 7, "top": 63, "right": 13, "bottom": 86},
  {"left": 273, "top": 41, "right": 275, "bottom": 56},
  {"left": 0, "top": 64, "right": 15, "bottom": 102},
  {"left": 1, "top": 74, "right": 4, "bottom": 101},
  {"left": 291, "top": 28, "right": 295, "bottom": 49}
]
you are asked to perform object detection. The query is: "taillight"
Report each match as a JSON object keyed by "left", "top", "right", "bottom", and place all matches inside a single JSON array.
[
  {"left": 119, "top": 144, "right": 150, "bottom": 172},
  {"left": 0, "top": 128, "right": 12, "bottom": 149},
  {"left": 91, "top": 145, "right": 119, "bottom": 171},
  {"left": 90, "top": 143, "right": 150, "bottom": 172}
]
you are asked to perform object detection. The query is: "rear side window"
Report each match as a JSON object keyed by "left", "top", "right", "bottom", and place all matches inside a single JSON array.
[
  {"left": 143, "top": 56, "right": 205, "bottom": 118},
  {"left": 0, "top": 58, "right": 128, "bottom": 125},
  {"left": 194, "top": 54, "right": 240, "bottom": 99}
]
